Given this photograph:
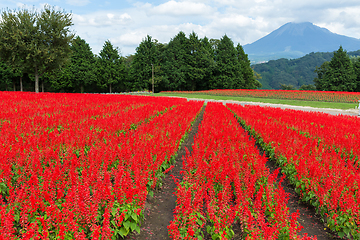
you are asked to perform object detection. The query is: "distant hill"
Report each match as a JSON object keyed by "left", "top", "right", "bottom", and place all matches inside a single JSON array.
[
  {"left": 252, "top": 50, "right": 360, "bottom": 90},
  {"left": 244, "top": 22, "right": 360, "bottom": 63}
]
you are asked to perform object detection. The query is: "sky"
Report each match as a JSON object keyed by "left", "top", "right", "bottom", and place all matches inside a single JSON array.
[{"left": 1, "top": 0, "right": 360, "bottom": 56}]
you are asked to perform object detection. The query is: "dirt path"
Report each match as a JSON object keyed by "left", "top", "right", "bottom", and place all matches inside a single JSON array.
[{"left": 128, "top": 106, "right": 206, "bottom": 240}]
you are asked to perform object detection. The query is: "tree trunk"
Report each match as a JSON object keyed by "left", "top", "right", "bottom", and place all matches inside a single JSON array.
[
  {"left": 20, "top": 76, "right": 23, "bottom": 92},
  {"left": 42, "top": 81, "right": 44, "bottom": 92},
  {"left": 13, "top": 81, "right": 16, "bottom": 91},
  {"left": 35, "top": 66, "right": 39, "bottom": 93},
  {"left": 81, "top": 84, "right": 84, "bottom": 93},
  {"left": 109, "top": 83, "right": 112, "bottom": 93}
]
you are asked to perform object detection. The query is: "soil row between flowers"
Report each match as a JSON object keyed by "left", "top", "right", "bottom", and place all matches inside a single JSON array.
[{"left": 128, "top": 105, "right": 206, "bottom": 240}]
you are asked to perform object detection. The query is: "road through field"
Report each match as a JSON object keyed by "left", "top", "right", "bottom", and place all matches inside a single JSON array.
[{"left": 184, "top": 97, "right": 360, "bottom": 116}]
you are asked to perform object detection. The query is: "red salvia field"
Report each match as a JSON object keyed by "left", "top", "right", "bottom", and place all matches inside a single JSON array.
[{"left": 0, "top": 91, "right": 359, "bottom": 239}]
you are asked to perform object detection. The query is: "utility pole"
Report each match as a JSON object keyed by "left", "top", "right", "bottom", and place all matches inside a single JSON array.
[{"left": 151, "top": 63, "right": 154, "bottom": 93}]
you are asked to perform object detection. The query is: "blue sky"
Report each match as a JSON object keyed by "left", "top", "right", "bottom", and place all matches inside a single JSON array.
[{"left": 2, "top": 0, "right": 360, "bottom": 56}]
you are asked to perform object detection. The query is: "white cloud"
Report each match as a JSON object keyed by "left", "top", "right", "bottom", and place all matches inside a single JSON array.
[
  {"left": 65, "top": 0, "right": 90, "bottom": 7},
  {"left": 140, "top": 0, "right": 215, "bottom": 17},
  {"left": 110, "top": 31, "right": 146, "bottom": 46},
  {"left": 73, "top": 12, "right": 132, "bottom": 27}
]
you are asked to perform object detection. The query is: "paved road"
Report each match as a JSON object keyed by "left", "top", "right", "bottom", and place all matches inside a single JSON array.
[{"left": 185, "top": 97, "right": 360, "bottom": 117}]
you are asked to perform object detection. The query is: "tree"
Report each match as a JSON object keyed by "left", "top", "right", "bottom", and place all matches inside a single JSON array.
[
  {"left": 97, "top": 40, "right": 126, "bottom": 93},
  {"left": 314, "top": 46, "right": 357, "bottom": 91},
  {"left": 130, "top": 35, "right": 159, "bottom": 91},
  {"left": 186, "top": 32, "right": 214, "bottom": 91},
  {"left": 162, "top": 32, "right": 189, "bottom": 91},
  {"left": 314, "top": 61, "right": 330, "bottom": 90},
  {"left": 280, "top": 83, "right": 296, "bottom": 90},
  {"left": 236, "top": 44, "right": 261, "bottom": 89},
  {"left": 211, "top": 35, "right": 244, "bottom": 89},
  {"left": 352, "top": 59, "right": 360, "bottom": 92},
  {"left": 299, "top": 84, "right": 316, "bottom": 90},
  {"left": 0, "top": 5, "right": 74, "bottom": 93},
  {"left": 53, "top": 36, "right": 96, "bottom": 93},
  {"left": 0, "top": 60, "right": 16, "bottom": 90}
]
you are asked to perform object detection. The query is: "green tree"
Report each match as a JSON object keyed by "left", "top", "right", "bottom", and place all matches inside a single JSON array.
[
  {"left": 352, "top": 59, "right": 360, "bottom": 92},
  {"left": 315, "top": 46, "right": 357, "bottom": 91},
  {"left": 211, "top": 35, "right": 244, "bottom": 89},
  {"left": 162, "top": 31, "right": 189, "bottom": 91},
  {"left": 54, "top": 36, "right": 96, "bottom": 92},
  {"left": 130, "top": 35, "right": 159, "bottom": 91},
  {"left": 236, "top": 44, "right": 261, "bottom": 89},
  {"left": 299, "top": 84, "right": 316, "bottom": 90},
  {"left": 314, "top": 61, "right": 330, "bottom": 90},
  {"left": 0, "top": 5, "right": 74, "bottom": 93},
  {"left": 186, "top": 32, "right": 214, "bottom": 91},
  {"left": 97, "top": 40, "right": 126, "bottom": 93},
  {"left": 0, "top": 60, "right": 16, "bottom": 90},
  {"left": 280, "top": 83, "right": 296, "bottom": 90}
]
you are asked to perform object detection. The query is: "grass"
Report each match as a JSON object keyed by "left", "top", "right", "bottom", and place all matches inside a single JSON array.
[{"left": 155, "top": 93, "right": 359, "bottom": 110}]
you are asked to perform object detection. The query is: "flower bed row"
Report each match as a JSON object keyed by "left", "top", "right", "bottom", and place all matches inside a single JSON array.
[
  {"left": 228, "top": 104, "right": 360, "bottom": 239},
  {"left": 162, "top": 89, "right": 360, "bottom": 103},
  {"left": 0, "top": 92, "right": 203, "bottom": 239},
  {"left": 238, "top": 106, "right": 360, "bottom": 166},
  {"left": 169, "top": 102, "right": 311, "bottom": 240}
]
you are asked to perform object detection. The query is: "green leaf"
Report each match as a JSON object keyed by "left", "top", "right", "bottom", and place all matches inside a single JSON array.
[
  {"left": 344, "top": 227, "right": 350, "bottom": 235},
  {"left": 130, "top": 221, "right": 137, "bottom": 231},
  {"left": 149, "top": 191, "right": 154, "bottom": 197},
  {"left": 111, "top": 220, "right": 116, "bottom": 227},
  {"left": 135, "top": 224, "right": 141, "bottom": 234},
  {"left": 131, "top": 212, "right": 138, "bottom": 222},
  {"left": 14, "top": 213, "right": 20, "bottom": 222},
  {"left": 111, "top": 207, "right": 117, "bottom": 217},
  {"left": 119, "top": 227, "right": 129, "bottom": 237},
  {"left": 123, "top": 221, "right": 131, "bottom": 230}
]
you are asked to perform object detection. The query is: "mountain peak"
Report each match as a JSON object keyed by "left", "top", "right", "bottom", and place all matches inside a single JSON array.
[{"left": 244, "top": 22, "right": 360, "bottom": 63}]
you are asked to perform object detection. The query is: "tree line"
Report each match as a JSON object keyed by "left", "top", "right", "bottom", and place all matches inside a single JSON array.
[
  {"left": 252, "top": 49, "right": 360, "bottom": 90},
  {"left": 0, "top": 5, "right": 261, "bottom": 93},
  {"left": 314, "top": 46, "right": 360, "bottom": 92}
]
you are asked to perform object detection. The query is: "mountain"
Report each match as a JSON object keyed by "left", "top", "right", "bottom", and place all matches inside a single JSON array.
[
  {"left": 252, "top": 49, "right": 360, "bottom": 89},
  {"left": 244, "top": 22, "right": 360, "bottom": 63}
]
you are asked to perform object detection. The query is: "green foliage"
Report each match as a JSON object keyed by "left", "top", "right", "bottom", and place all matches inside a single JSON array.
[
  {"left": 0, "top": 5, "right": 74, "bottom": 93},
  {"left": 299, "top": 84, "right": 316, "bottom": 90},
  {"left": 353, "top": 60, "right": 360, "bottom": 92},
  {"left": 130, "top": 35, "right": 159, "bottom": 91},
  {"left": 186, "top": 33, "right": 215, "bottom": 91},
  {"left": 97, "top": 40, "right": 126, "bottom": 93},
  {"left": 315, "top": 46, "right": 358, "bottom": 91},
  {"left": 162, "top": 31, "right": 189, "bottom": 91},
  {"left": 0, "top": 61, "right": 16, "bottom": 90},
  {"left": 280, "top": 83, "right": 296, "bottom": 90},
  {"left": 253, "top": 52, "right": 335, "bottom": 89},
  {"left": 211, "top": 35, "right": 244, "bottom": 89},
  {"left": 52, "top": 36, "right": 96, "bottom": 93}
]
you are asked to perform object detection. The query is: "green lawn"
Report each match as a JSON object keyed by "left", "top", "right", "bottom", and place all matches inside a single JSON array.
[{"left": 155, "top": 93, "right": 359, "bottom": 110}]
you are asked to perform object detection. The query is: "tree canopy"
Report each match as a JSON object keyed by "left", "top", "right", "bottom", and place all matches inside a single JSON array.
[
  {"left": 314, "top": 46, "right": 359, "bottom": 91},
  {"left": 0, "top": 5, "right": 74, "bottom": 93},
  {"left": 53, "top": 36, "right": 96, "bottom": 93},
  {"left": 97, "top": 40, "right": 126, "bottom": 93},
  {"left": 0, "top": 28, "right": 264, "bottom": 93},
  {"left": 211, "top": 35, "right": 244, "bottom": 89}
]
